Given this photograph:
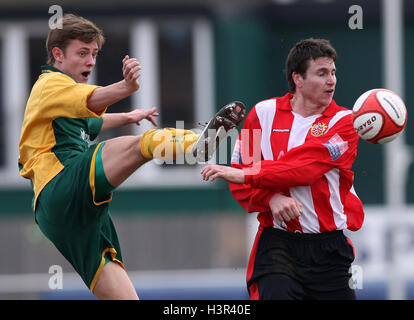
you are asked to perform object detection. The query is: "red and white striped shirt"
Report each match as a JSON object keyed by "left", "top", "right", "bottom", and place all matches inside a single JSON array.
[{"left": 230, "top": 93, "right": 364, "bottom": 233}]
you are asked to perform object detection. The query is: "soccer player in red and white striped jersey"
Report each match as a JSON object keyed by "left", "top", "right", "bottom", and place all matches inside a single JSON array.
[{"left": 201, "top": 38, "right": 364, "bottom": 300}]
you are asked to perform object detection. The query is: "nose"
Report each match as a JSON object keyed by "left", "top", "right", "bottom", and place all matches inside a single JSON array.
[
  {"left": 87, "top": 53, "right": 96, "bottom": 66},
  {"left": 327, "top": 73, "right": 336, "bottom": 85}
]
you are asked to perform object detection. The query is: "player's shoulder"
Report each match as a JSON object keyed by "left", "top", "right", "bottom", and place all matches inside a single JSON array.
[
  {"left": 253, "top": 93, "right": 291, "bottom": 111},
  {"left": 28, "top": 73, "right": 71, "bottom": 107},
  {"left": 325, "top": 101, "right": 355, "bottom": 134},
  {"left": 40, "top": 70, "right": 74, "bottom": 85},
  {"left": 243, "top": 98, "right": 275, "bottom": 127},
  {"left": 328, "top": 100, "right": 353, "bottom": 121},
  {"left": 34, "top": 66, "right": 74, "bottom": 91},
  {"left": 254, "top": 97, "right": 277, "bottom": 110},
  {"left": 330, "top": 99, "right": 351, "bottom": 113}
]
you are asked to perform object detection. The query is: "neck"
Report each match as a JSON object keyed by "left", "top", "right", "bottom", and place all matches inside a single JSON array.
[{"left": 290, "top": 94, "right": 327, "bottom": 117}]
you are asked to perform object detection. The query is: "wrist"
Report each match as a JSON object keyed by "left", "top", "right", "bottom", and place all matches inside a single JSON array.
[
  {"left": 265, "top": 192, "right": 279, "bottom": 208},
  {"left": 121, "top": 79, "right": 139, "bottom": 94},
  {"left": 268, "top": 192, "right": 288, "bottom": 205},
  {"left": 243, "top": 168, "right": 253, "bottom": 185},
  {"left": 124, "top": 112, "right": 135, "bottom": 125}
]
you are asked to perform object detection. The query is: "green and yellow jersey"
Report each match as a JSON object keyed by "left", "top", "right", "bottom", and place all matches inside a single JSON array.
[{"left": 18, "top": 66, "right": 106, "bottom": 211}]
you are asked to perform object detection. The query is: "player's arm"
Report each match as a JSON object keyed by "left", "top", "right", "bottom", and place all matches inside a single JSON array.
[
  {"left": 203, "top": 114, "right": 359, "bottom": 189},
  {"left": 219, "top": 104, "right": 285, "bottom": 213},
  {"left": 226, "top": 178, "right": 302, "bottom": 222},
  {"left": 244, "top": 123, "right": 358, "bottom": 189},
  {"left": 202, "top": 134, "right": 356, "bottom": 187},
  {"left": 101, "top": 108, "right": 159, "bottom": 132},
  {"left": 211, "top": 104, "right": 303, "bottom": 222},
  {"left": 87, "top": 55, "right": 141, "bottom": 114},
  {"left": 202, "top": 150, "right": 332, "bottom": 186}
]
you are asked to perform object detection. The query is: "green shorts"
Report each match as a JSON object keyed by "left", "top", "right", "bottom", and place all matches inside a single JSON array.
[{"left": 35, "top": 142, "right": 124, "bottom": 292}]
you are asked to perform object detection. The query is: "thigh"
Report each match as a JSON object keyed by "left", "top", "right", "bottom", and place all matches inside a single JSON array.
[
  {"left": 36, "top": 145, "right": 104, "bottom": 227},
  {"left": 247, "top": 227, "right": 298, "bottom": 288},
  {"left": 100, "top": 135, "right": 149, "bottom": 187},
  {"left": 301, "top": 232, "right": 356, "bottom": 295},
  {"left": 35, "top": 148, "right": 124, "bottom": 290},
  {"left": 37, "top": 197, "right": 124, "bottom": 290},
  {"left": 305, "top": 285, "right": 356, "bottom": 300},
  {"left": 92, "top": 142, "right": 115, "bottom": 204},
  {"left": 257, "top": 273, "right": 306, "bottom": 300}
]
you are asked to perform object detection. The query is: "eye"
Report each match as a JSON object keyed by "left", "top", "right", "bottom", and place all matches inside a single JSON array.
[{"left": 79, "top": 52, "right": 86, "bottom": 57}]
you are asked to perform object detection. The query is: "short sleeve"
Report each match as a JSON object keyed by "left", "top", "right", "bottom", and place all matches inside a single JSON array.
[
  {"left": 87, "top": 117, "right": 103, "bottom": 141},
  {"left": 40, "top": 73, "right": 106, "bottom": 119}
]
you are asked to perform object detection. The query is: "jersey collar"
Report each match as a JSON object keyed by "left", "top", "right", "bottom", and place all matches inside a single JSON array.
[
  {"left": 41, "top": 65, "right": 75, "bottom": 81},
  {"left": 278, "top": 92, "right": 338, "bottom": 116}
]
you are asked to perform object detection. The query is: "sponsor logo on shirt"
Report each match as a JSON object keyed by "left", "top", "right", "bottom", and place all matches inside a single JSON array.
[
  {"left": 272, "top": 128, "right": 290, "bottom": 133},
  {"left": 310, "top": 122, "right": 328, "bottom": 137}
]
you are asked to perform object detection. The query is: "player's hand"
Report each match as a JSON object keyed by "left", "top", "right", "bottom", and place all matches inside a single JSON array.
[
  {"left": 127, "top": 107, "right": 159, "bottom": 127},
  {"left": 269, "top": 193, "right": 302, "bottom": 223},
  {"left": 122, "top": 55, "right": 141, "bottom": 92},
  {"left": 201, "top": 164, "right": 245, "bottom": 184}
]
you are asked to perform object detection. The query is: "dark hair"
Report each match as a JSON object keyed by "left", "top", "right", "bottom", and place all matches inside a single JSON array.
[
  {"left": 46, "top": 14, "right": 105, "bottom": 65},
  {"left": 285, "top": 38, "right": 337, "bottom": 92}
]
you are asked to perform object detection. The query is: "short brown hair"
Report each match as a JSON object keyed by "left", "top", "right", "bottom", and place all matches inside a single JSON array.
[
  {"left": 46, "top": 14, "right": 105, "bottom": 65},
  {"left": 285, "top": 38, "right": 337, "bottom": 92}
]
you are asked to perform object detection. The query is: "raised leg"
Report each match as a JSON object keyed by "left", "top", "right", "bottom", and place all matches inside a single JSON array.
[{"left": 100, "top": 135, "right": 149, "bottom": 188}]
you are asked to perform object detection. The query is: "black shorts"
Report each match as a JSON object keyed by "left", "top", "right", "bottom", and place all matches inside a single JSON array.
[{"left": 247, "top": 227, "right": 356, "bottom": 300}]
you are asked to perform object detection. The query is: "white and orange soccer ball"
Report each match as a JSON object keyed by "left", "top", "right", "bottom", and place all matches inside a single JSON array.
[{"left": 352, "top": 88, "right": 407, "bottom": 144}]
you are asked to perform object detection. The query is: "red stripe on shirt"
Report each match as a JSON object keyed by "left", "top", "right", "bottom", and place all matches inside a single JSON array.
[{"left": 311, "top": 176, "right": 337, "bottom": 232}]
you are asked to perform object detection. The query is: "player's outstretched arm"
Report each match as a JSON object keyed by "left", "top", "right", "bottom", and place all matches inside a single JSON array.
[
  {"left": 201, "top": 164, "right": 245, "bottom": 184},
  {"left": 201, "top": 165, "right": 302, "bottom": 224},
  {"left": 101, "top": 107, "right": 159, "bottom": 131},
  {"left": 87, "top": 55, "right": 141, "bottom": 114}
]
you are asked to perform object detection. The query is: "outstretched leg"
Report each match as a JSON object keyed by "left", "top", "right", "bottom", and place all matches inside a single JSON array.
[
  {"left": 139, "top": 101, "right": 246, "bottom": 163},
  {"left": 92, "top": 132, "right": 197, "bottom": 299},
  {"left": 101, "top": 130, "right": 198, "bottom": 187},
  {"left": 100, "top": 135, "right": 148, "bottom": 188},
  {"left": 93, "top": 101, "right": 246, "bottom": 299},
  {"left": 140, "top": 128, "right": 199, "bottom": 161}
]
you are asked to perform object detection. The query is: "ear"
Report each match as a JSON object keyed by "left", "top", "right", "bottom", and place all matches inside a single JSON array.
[
  {"left": 292, "top": 72, "right": 304, "bottom": 89},
  {"left": 52, "top": 47, "right": 64, "bottom": 64}
]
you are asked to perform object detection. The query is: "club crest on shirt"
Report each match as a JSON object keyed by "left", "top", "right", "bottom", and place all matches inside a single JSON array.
[
  {"left": 310, "top": 122, "right": 328, "bottom": 137},
  {"left": 80, "top": 128, "right": 91, "bottom": 144}
]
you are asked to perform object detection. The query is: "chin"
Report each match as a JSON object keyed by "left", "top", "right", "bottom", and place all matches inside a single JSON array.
[{"left": 322, "top": 97, "right": 333, "bottom": 106}]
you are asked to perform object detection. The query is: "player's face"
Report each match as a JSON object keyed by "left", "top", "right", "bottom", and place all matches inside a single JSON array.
[
  {"left": 299, "top": 57, "right": 336, "bottom": 108},
  {"left": 57, "top": 39, "right": 98, "bottom": 84}
]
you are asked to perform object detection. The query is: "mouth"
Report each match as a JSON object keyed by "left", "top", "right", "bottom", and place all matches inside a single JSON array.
[
  {"left": 81, "top": 71, "right": 91, "bottom": 80},
  {"left": 325, "top": 89, "right": 335, "bottom": 95}
]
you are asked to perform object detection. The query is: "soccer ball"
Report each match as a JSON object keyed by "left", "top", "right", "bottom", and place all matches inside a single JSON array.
[{"left": 352, "top": 89, "right": 407, "bottom": 144}]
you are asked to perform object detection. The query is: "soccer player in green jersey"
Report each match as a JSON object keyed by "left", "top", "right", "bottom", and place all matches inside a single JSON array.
[{"left": 18, "top": 14, "right": 244, "bottom": 299}]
